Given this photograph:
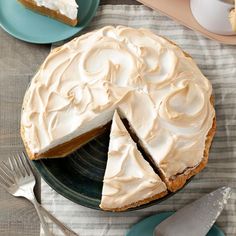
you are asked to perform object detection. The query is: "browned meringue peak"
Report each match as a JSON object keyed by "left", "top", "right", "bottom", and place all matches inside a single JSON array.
[
  {"left": 100, "top": 111, "right": 167, "bottom": 210},
  {"left": 21, "top": 26, "right": 215, "bottom": 180}
]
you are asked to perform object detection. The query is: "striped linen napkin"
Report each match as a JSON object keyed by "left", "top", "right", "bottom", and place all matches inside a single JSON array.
[{"left": 41, "top": 4, "right": 236, "bottom": 236}]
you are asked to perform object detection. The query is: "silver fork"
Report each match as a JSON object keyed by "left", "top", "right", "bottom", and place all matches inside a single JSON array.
[{"left": 0, "top": 152, "right": 79, "bottom": 236}]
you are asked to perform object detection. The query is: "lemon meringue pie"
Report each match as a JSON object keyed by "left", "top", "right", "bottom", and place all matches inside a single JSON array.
[
  {"left": 21, "top": 26, "right": 216, "bottom": 196},
  {"left": 100, "top": 110, "right": 167, "bottom": 211},
  {"left": 18, "top": 0, "right": 79, "bottom": 26}
]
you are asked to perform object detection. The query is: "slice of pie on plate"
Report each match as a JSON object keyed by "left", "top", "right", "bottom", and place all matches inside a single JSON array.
[
  {"left": 99, "top": 110, "right": 167, "bottom": 212},
  {"left": 18, "top": 0, "right": 79, "bottom": 26}
]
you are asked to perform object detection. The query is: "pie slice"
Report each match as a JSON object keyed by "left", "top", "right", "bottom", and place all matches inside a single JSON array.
[
  {"left": 18, "top": 0, "right": 79, "bottom": 26},
  {"left": 100, "top": 110, "right": 167, "bottom": 211}
]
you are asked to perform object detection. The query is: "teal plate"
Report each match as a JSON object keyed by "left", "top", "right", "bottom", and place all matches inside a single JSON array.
[
  {"left": 32, "top": 130, "right": 193, "bottom": 211},
  {"left": 0, "top": 0, "right": 99, "bottom": 44},
  {"left": 126, "top": 211, "right": 225, "bottom": 236}
]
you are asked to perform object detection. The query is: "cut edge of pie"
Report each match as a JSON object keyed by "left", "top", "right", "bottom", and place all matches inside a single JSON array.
[{"left": 21, "top": 123, "right": 110, "bottom": 160}]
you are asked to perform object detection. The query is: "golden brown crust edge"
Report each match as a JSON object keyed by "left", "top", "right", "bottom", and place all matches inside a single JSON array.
[
  {"left": 18, "top": 0, "right": 78, "bottom": 26},
  {"left": 100, "top": 190, "right": 168, "bottom": 212},
  {"left": 21, "top": 126, "right": 35, "bottom": 160}
]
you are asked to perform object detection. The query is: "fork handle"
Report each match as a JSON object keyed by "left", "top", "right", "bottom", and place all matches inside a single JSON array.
[
  {"left": 31, "top": 194, "right": 54, "bottom": 236},
  {"left": 39, "top": 205, "right": 79, "bottom": 236}
]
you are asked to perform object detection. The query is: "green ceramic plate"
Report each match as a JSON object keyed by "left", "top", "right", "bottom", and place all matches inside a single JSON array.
[
  {"left": 126, "top": 211, "right": 225, "bottom": 236},
  {"left": 32, "top": 130, "right": 193, "bottom": 211},
  {"left": 0, "top": 0, "right": 99, "bottom": 44}
]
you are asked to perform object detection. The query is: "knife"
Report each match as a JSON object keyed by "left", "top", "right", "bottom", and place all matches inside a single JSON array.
[{"left": 154, "top": 186, "right": 232, "bottom": 236}]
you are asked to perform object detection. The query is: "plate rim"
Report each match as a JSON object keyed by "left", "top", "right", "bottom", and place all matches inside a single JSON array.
[{"left": 0, "top": 0, "right": 100, "bottom": 44}]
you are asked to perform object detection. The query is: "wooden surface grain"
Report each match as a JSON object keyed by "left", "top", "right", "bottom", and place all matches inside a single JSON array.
[{"left": 0, "top": 1, "right": 140, "bottom": 236}]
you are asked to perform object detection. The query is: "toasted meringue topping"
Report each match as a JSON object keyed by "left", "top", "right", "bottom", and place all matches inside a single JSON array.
[
  {"left": 34, "top": 0, "right": 78, "bottom": 20},
  {"left": 21, "top": 26, "right": 215, "bottom": 178},
  {"left": 100, "top": 111, "right": 167, "bottom": 209}
]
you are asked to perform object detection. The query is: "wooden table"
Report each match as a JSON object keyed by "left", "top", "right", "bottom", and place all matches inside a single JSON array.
[{"left": 0, "top": 1, "right": 139, "bottom": 235}]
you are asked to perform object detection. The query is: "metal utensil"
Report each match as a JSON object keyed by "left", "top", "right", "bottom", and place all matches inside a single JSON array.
[
  {"left": 0, "top": 152, "right": 79, "bottom": 236},
  {"left": 154, "top": 186, "right": 232, "bottom": 236}
]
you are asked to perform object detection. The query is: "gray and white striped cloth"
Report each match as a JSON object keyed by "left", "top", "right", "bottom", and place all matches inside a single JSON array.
[{"left": 41, "top": 5, "right": 236, "bottom": 236}]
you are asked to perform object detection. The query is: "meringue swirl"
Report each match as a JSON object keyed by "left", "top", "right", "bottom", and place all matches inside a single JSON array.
[
  {"left": 34, "top": 0, "right": 78, "bottom": 20},
  {"left": 21, "top": 26, "right": 215, "bottom": 178}
]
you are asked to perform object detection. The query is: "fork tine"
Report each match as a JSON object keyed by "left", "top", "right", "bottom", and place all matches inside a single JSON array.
[
  {"left": 0, "top": 164, "right": 14, "bottom": 183},
  {"left": 13, "top": 155, "right": 26, "bottom": 178},
  {"left": 13, "top": 155, "right": 25, "bottom": 177},
  {"left": 0, "top": 175, "right": 9, "bottom": 190},
  {"left": 15, "top": 154, "right": 26, "bottom": 177},
  {"left": 20, "top": 152, "right": 32, "bottom": 176},
  {"left": 8, "top": 156, "right": 21, "bottom": 179},
  {"left": 2, "top": 162, "right": 13, "bottom": 176},
  {"left": 0, "top": 167, "right": 13, "bottom": 187}
]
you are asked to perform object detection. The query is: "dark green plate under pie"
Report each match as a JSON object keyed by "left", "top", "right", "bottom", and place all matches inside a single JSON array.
[{"left": 33, "top": 130, "right": 192, "bottom": 211}]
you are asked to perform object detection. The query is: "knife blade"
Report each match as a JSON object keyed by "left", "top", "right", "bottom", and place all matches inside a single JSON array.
[{"left": 154, "top": 186, "right": 232, "bottom": 236}]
